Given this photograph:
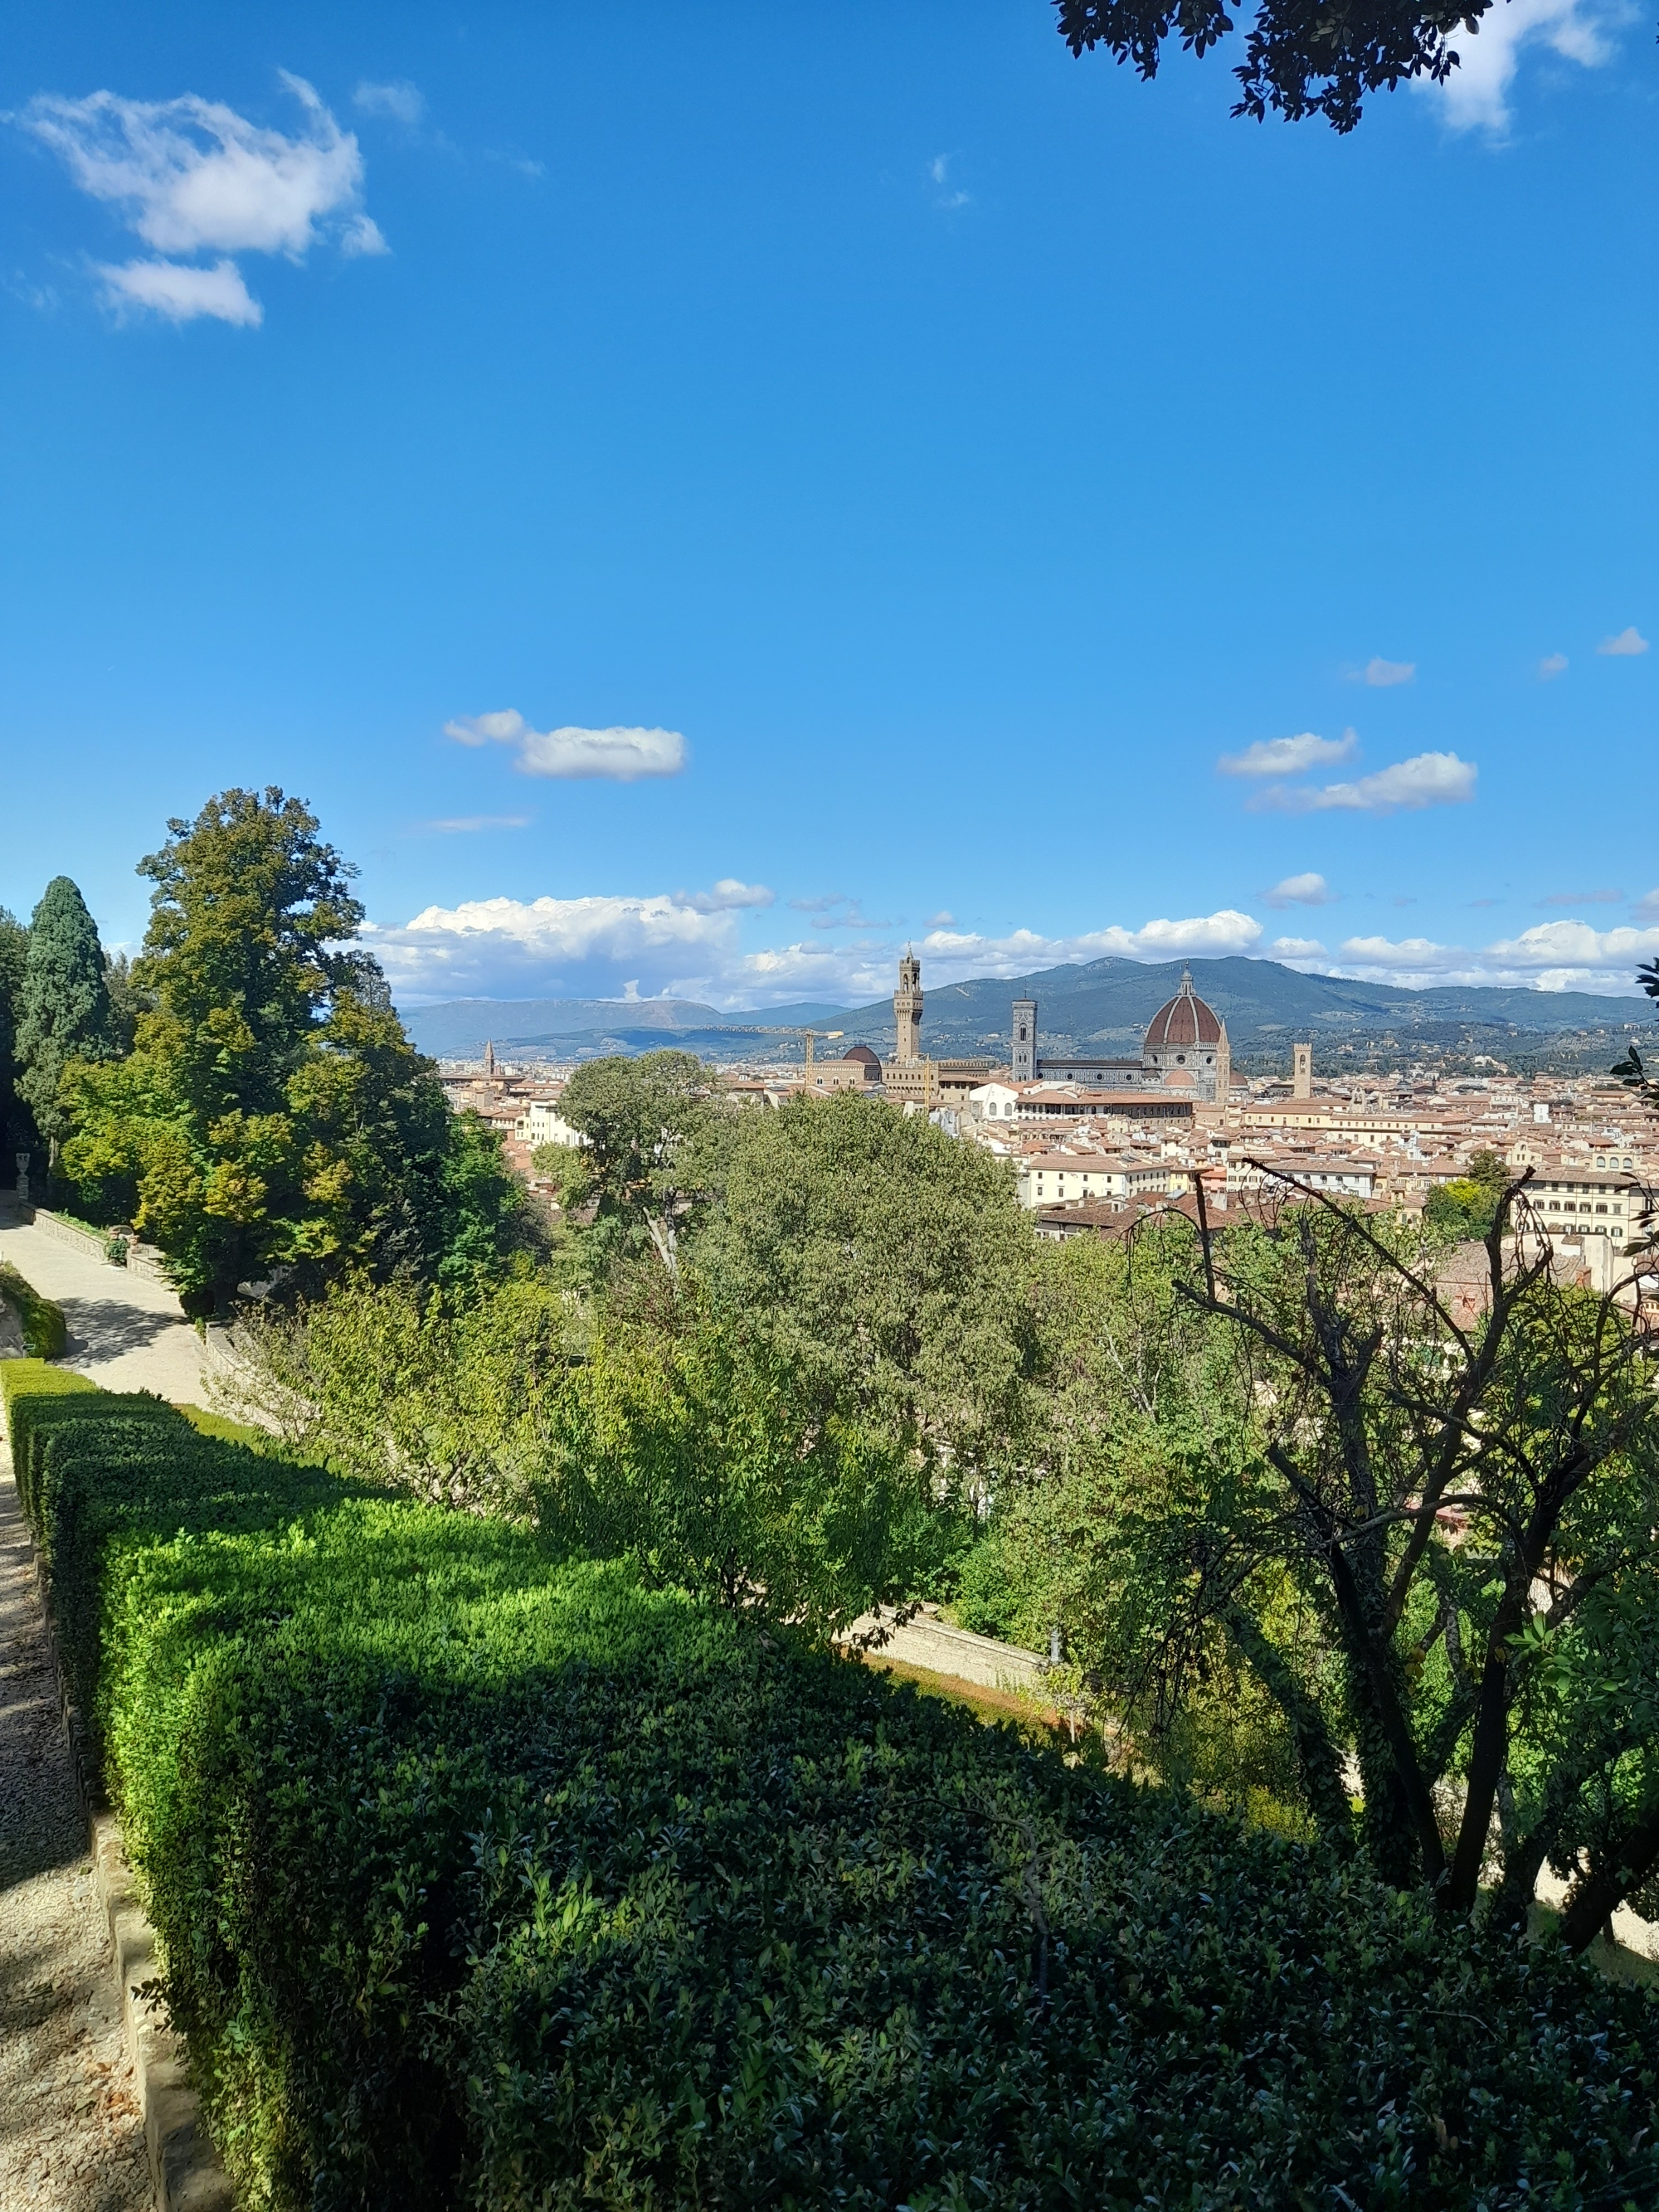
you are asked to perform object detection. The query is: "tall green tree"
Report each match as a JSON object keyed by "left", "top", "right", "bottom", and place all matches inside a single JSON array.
[
  {"left": 555, "top": 1049, "right": 718, "bottom": 1278},
  {"left": 689, "top": 1091, "right": 1037, "bottom": 1471},
  {"left": 61, "top": 788, "right": 528, "bottom": 1311},
  {"left": 15, "top": 875, "right": 117, "bottom": 1179},
  {"left": 1072, "top": 1183, "right": 1659, "bottom": 1952},
  {"left": 0, "top": 905, "right": 29, "bottom": 1164}
]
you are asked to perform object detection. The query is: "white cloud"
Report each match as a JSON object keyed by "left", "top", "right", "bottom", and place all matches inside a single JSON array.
[
  {"left": 1263, "top": 871, "right": 1335, "bottom": 909},
  {"left": 1339, "top": 935, "right": 1466, "bottom": 972},
  {"left": 1539, "top": 651, "right": 1569, "bottom": 679},
  {"left": 95, "top": 254, "right": 260, "bottom": 325},
  {"left": 1364, "top": 657, "right": 1415, "bottom": 688},
  {"left": 1485, "top": 921, "right": 1659, "bottom": 973},
  {"left": 1218, "top": 730, "right": 1357, "bottom": 777},
  {"left": 927, "top": 152, "right": 971, "bottom": 209},
  {"left": 679, "top": 879, "right": 774, "bottom": 913},
  {"left": 1270, "top": 936, "right": 1327, "bottom": 960},
  {"left": 17, "top": 74, "right": 379, "bottom": 324},
  {"left": 353, "top": 80, "right": 425, "bottom": 125},
  {"left": 922, "top": 911, "right": 1263, "bottom": 975},
  {"left": 1254, "top": 751, "right": 1477, "bottom": 816},
  {"left": 1637, "top": 889, "right": 1659, "bottom": 918},
  {"left": 927, "top": 910, "right": 956, "bottom": 927},
  {"left": 443, "top": 708, "right": 687, "bottom": 781},
  {"left": 1432, "top": 0, "right": 1616, "bottom": 134},
  {"left": 1598, "top": 625, "right": 1649, "bottom": 657},
  {"left": 371, "top": 896, "right": 1267, "bottom": 1007}
]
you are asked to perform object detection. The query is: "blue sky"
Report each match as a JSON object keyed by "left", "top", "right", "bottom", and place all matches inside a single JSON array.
[{"left": 1, "top": 1, "right": 1653, "bottom": 1009}]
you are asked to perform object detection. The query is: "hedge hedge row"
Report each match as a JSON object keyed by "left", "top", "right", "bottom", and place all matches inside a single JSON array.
[
  {"left": 0, "top": 1259, "right": 69, "bottom": 1357},
  {"left": 4, "top": 1359, "right": 1658, "bottom": 2212}
]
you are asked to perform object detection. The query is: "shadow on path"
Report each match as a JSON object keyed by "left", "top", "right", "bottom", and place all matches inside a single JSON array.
[{"left": 59, "top": 1297, "right": 187, "bottom": 1366}]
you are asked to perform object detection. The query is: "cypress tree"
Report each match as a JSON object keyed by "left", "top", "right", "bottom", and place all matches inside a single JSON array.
[
  {"left": 16, "top": 876, "right": 116, "bottom": 1163},
  {"left": 0, "top": 906, "right": 30, "bottom": 1165}
]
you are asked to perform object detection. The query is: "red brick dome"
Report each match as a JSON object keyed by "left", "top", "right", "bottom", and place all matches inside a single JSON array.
[{"left": 1144, "top": 966, "right": 1223, "bottom": 1052}]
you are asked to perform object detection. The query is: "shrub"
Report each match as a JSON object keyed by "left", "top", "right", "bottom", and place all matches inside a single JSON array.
[
  {"left": 0, "top": 1262, "right": 69, "bottom": 1358},
  {"left": 11, "top": 1374, "right": 1659, "bottom": 2212}
]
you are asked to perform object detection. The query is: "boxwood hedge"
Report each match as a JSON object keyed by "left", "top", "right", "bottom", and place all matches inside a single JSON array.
[{"left": 3, "top": 1360, "right": 1657, "bottom": 2212}]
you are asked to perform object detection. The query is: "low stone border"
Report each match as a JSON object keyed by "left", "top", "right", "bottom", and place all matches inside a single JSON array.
[
  {"left": 22, "top": 1501, "right": 233, "bottom": 2210},
  {"left": 27, "top": 1208, "right": 109, "bottom": 1263}
]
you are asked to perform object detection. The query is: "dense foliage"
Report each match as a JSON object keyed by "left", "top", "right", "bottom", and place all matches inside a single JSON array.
[
  {"left": 7, "top": 1360, "right": 1659, "bottom": 2212},
  {"left": 15, "top": 874, "right": 117, "bottom": 1174},
  {"left": 1056, "top": 0, "right": 1512, "bottom": 133},
  {"left": 0, "top": 902, "right": 31, "bottom": 1161},
  {"left": 0, "top": 1259, "right": 69, "bottom": 1358},
  {"left": 56, "top": 789, "right": 529, "bottom": 1311}
]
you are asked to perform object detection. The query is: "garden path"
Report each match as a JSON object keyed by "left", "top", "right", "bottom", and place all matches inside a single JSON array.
[
  {"left": 0, "top": 1217, "right": 207, "bottom": 1406},
  {"left": 0, "top": 1442, "right": 149, "bottom": 2212},
  {"left": 0, "top": 1210, "right": 209, "bottom": 2210}
]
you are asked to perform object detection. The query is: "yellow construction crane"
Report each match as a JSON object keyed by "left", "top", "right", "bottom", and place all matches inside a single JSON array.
[{"left": 801, "top": 1028, "right": 844, "bottom": 1073}]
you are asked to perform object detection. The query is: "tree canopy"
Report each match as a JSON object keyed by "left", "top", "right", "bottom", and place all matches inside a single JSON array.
[
  {"left": 60, "top": 787, "right": 528, "bottom": 1311},
  {"left": 1056, "top": 0, "right": 1506, "bottom": 133},
  {"left": 15, "top": 874, "right": 116, "bottom": 1167}
]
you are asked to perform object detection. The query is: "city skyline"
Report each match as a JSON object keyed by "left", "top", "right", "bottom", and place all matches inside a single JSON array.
[{"left": 1, "top": 2, "right": 1653, "bottom": 1009}]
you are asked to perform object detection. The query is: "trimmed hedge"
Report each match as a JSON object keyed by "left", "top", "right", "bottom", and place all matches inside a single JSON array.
[
  {"left": 5, "top": 1362, "right": 1659, "bottom": 2212},
  {"left": 0, "top": 1262, "right": 69, "bottom": 1358}
]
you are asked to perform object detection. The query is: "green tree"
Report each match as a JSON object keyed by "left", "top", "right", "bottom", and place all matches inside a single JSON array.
[
  {"left": 0, "top": 905, "right": 29, "bottom": 1163},
  {"left": 1087, "top": 1184, "right": 1659, "bottom": 1952},
  {"left": 60, "top": 788, "right": 527, "bottom": 1311},
  {"left": 689, "top": 1091, "right": 1037, "bottom": 1472},
  {"left": 15, "top": 876, "right": 117, "bottom": 1181},
  {"left": 556, "top": 1049, "right": 717, "bottom": 1278},
  {"left": 1058, "top": 0, "right": 1515, "bottom": 134}
]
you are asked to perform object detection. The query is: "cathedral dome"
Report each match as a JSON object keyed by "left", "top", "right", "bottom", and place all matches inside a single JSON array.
[
  {"left": 1144, "top": 966, "right": 1223, "bottom": 1053},
  {"left": 843, "top": 1043, "right": 881, "bottom": 1068}
]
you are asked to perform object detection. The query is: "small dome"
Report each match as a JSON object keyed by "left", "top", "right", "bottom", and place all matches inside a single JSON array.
[
  {"left": 1145, "top": 965, "right": 1223, "bottom": 1051},
  {"left": 843, "top": 1043, "right": 882, "bottom": 1067}
]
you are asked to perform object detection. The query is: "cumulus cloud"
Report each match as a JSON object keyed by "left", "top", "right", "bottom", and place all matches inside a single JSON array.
[
  {"left": 17, "top": 73, "right": 381, "bottom": 323},
  {"left": 678, "top": 879, "right": 774, "bottom": 913},
  {"left": 1363, "top": 657, "right": 1415, "bottom": 688},
  {"left": 1271, "top": 936, "right": 1327, "bottom": 960},
  {"left": 1339, "top": 935, "right": 1466, "bottom": 972},
  {"left": 1431, "top": 0, "right": 1616, "bottom": 134},
  {"left": 1539, "top": 651, "right": 1569, "bottom": 679},
  {"left": 1484, "top": 920, "right": 1659, "bottom": 975},
  {"left": 353, "top": 80, "right": 424, "bottom": 125},
  {"left": 444, "top": 708, "right": 687, "bottom": 780},
  {"left": 1263, "top": 872, "right": 1335, "bottom": 909},
  {"left": 1218, "top": 730, "right": 1357, "bottom": 778},
  {"left": 1598, "top": 625, "right": 1649, "bottom": 657},
  {"left": 371, "top": 895, "right": 1267, "bottom": 1007},
  {"left": 95, "top": 254, "right": 260, "bottom": 325},
  {"left": 1253, "top": 751, "right": 1477, "bottom": 816}
]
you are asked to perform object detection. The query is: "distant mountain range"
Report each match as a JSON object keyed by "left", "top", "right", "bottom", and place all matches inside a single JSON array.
[{"left": 401, "top": 956, "right": 1656, "bottom": 1067}]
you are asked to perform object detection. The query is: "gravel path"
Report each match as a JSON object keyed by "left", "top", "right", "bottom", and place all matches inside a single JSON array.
[
  {"left": 0, "top": 1445, "right": 149, "bottom": 2212},
  {"left": 0, "top": 1218, "right": 207, "bottom": 1407},
  {"left": 0, "top": 1214, "right": 210, "bottom": 2211}
]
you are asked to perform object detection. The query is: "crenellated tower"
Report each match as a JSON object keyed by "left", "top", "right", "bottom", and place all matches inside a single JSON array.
[{"left": 893, "top": 950, "right": 923, "bottom": 1062}]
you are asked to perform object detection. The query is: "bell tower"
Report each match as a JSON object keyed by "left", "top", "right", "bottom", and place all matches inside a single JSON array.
[
  {"left": 1011, "top": 998, "right": 1037, "bottom": 1085},
  {"left": 1292, "top": 1042, "right": 1312, "bottom": 1101},
  {"left": 893, "top": 951, "right": 923, "bottom": 1062}
]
